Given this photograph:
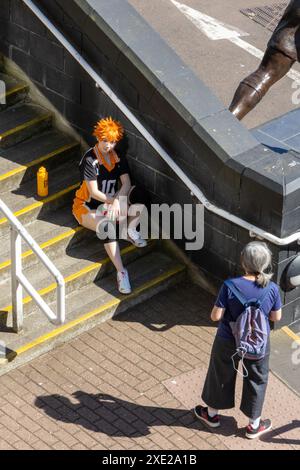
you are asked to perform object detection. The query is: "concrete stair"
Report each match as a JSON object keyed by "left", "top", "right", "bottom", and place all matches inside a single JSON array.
[
  {"left": 0, "top": 62, "right": 186, "bottom": 373},
  {"left": 0, "top": 103, "right": 52, "bottom": 149},
  {"left": 0, "top": 129, "right": 80, "bottom": 193},
  {"left": 0, "top": 72, "right": 29, "bottom": 110}
]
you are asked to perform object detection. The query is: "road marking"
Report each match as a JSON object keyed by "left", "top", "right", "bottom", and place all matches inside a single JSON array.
[
  {"left": 171, "top": 0, "right": 300, "bottom": 82},
  {"left": 282, "top": 326, "right": 300, "bottom": 345},
  {"left": 171, "top": 0, "right": 249, "bottom": 40}
]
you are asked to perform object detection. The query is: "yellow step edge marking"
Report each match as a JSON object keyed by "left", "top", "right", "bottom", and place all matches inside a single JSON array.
[
  {"left": 0, "top": 113, "right": 52, "bottom": 139},
  {"left": 0, "top": 84, "right": 29, "bottom": 101},
  {"left": 0, "top": 182, "right": 79, "bottom": 226},
  {"left": 5, "top": 84, "right": 29, "bottom": 99},
  {"left": 0, "top": 226, "right": 84, "bottom": 272},
  {"left": 282, "top": 326, "right": 300, "bottom": 345},
  {"left": 0, "top": 142, "right": 79, "bottom": 182},
  {"left": 1, "top": 244, "right": 141, "bottom": 314},
  {"left": 62, "top": 244, "right": 137, "bottom": 285},
  {"left": 12, "top": 264, "right": 185, "bottom": 358}
]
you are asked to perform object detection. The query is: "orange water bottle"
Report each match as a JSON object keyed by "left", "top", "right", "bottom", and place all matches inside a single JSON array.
[{"left": 37, "top": 166, "right": 48, "bottom": 197}]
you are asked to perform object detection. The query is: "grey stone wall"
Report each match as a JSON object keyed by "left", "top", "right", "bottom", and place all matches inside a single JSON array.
[{"left": 1, "top": 0, "right": 300, "bottom": 326}]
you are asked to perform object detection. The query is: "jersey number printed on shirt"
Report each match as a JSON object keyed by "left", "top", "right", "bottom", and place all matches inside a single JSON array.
[{"left": 101, "top": 180, "right": 117, "bottom": 196}]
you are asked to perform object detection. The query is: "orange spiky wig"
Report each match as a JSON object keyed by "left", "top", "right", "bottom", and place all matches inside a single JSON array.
[{"left": 93, "top": 117, "right": 124, "bottom": 142}]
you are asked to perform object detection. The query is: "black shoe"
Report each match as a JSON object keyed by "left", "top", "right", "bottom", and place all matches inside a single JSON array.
[
  {"left": 245, "top": 419, "right": 272, "bottom": 439},
  {"left": 194, "top": 405, "right": 220, "bottom": 428}
]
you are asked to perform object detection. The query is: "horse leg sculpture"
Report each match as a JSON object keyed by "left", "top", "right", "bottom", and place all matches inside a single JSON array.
[{"left": 229, "top": 48, "right": 294, "bottom": 120}]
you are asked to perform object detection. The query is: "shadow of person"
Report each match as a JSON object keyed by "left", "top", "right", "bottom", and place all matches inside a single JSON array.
[
  {"left": 35, "top": 391, "right": 238, "bottom": 438},
  {"left": 260, "top": 420, "right": 300, "bottom": 446}
]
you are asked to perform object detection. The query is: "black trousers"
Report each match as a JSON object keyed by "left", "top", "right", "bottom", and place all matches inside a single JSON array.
[{"left": 201, "top": 335, "right": 270, "bottom": 420}]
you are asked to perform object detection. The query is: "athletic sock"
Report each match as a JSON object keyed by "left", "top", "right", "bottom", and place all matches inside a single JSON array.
[
  {"left": 249, "top": 417, "right": 260, "bottom": 429},
  {"left": 208, "top": 407, "right": 218, "bottom": 418}
]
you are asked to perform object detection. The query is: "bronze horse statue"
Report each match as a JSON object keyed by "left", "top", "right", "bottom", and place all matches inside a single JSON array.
[{"left": 229, "top": 0, "right": 300, "bottom": 120}]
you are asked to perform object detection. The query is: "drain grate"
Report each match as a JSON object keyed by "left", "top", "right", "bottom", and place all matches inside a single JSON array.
[{"left": 240, "top": 2, "right": 289, "bottom": 32}]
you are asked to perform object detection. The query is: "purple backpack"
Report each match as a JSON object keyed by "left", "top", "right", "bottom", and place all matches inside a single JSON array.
[{"left": 224, "top": 280, "right": 271, "bottom": 361}]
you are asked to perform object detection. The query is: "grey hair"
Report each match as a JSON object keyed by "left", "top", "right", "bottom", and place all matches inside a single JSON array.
[{"left": 241, "top": 242, "right": 273, "bottom": 287}]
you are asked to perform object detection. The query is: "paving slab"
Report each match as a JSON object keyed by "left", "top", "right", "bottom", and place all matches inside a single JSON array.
[{"left": 0, "top": 283, "right": 298, "bottom": 450}]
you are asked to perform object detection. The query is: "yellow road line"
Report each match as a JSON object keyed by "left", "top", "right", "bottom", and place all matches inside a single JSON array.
[
  {"left": 12, "top": 264, "right": 185, "bottom": 358},
  {"left": 0, "top": 113, "right": 52, "bottom": 139},
  {"left": 282, "top": 326, "right": 300, "bottom": 345},
  {"left": 0, "top": 182, "right": 79, "bottom": 226},
  {"left": 1, "top": 244, "right": 141, "bottom": 313},
  {"left": 0, "top": 226, "right": 83, "bottom": 272},
  {"left": 0, "top": 142, "right": 79, "bottom": 182}
]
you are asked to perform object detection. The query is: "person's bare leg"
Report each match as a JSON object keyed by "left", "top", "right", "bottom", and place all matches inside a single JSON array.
[
  {"left": 229, "top": 48, "right": 294, "bottom": 120},
  {"left": 81, "top": 212, "right": 125, "bottom": 272},
  {"left": 103, "top": 241, "right": 124, "bottom": 273},
  {"left": 128, "top": 203, "right": 146, "bottom": 231}
]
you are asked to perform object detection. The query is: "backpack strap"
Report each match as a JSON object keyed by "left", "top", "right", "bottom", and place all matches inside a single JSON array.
[
  {"left": 224, "top": 280, "right": 248, "bottom": 306},
  {"left": 224, "top": 279, "right": 272, "bottom": 307}
]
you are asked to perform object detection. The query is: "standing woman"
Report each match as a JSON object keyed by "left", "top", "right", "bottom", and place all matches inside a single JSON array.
[
  {"left": 194, "top": 242, "right": 282, "bottom": 439},
  {"left": 72, "top": 117, "right": 147, "bottom": 294}
]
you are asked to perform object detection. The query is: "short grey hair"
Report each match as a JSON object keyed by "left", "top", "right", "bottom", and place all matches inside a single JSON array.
[{"left": 241, "top": 242, "right": 273, "bottom": 287}]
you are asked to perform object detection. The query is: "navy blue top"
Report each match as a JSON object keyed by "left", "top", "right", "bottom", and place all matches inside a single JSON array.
[{"left": 215, "top": 277, "right": 282, "bottom": 340}]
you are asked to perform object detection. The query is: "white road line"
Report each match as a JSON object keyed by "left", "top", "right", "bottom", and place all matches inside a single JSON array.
[{"left": 171, "top": 0, "right": 300, "bottom": 82}]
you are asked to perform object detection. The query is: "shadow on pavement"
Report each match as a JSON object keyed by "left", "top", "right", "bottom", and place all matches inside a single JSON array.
[
  {"left": 35, "top": 391, "right": 239, "bottom": 439},
  {"left": 260, "top": 420, "right": 300, "bottom": 446}
]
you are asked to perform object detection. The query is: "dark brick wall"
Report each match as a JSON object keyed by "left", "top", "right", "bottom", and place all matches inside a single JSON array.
[{"left": 1, "top": 0, "right": 299, "bottom": 325}]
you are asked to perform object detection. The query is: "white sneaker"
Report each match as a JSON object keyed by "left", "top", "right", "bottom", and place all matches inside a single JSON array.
[
  {"left": 117, "top": 269, "right": 132, "bottom": 294},
  {"left": 127, "top": 228, "right": 147, "bottom": 248}
]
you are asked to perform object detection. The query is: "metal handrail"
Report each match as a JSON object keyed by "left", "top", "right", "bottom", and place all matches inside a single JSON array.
[
  {"left": 0, "top": 199, "right": 65, "bottom": 333},
  {"left": 23, "top": 0, "right": 300, "bottom": 247}
]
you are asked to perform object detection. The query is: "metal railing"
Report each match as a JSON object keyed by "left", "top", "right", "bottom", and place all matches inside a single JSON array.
[
  {"left": 0, "top": 199, "right": 65, "bottom": 333},
  {"left": 23, "top": 0, "right": 300, "bottom": 247}
]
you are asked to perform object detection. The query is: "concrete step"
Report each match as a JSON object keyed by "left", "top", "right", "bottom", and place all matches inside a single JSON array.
[
  {"left": 0, "top": 160, "right": 79, "bottom": 237},
  {"left": 0, "top": 72, "right": 29, "bottom": 110},
  {"left": 0, "top": 251, "right": 186, "bottom": 374},
  {"left": 0, "top": 129, "right": 80, "bottom": 193},
  {"left": 0, "top": 103, "right": 52, "bottom": 149},
  {"left": 0, "top": 237, "right": 156, "bottom": 317},
  {"left": 0, "top": 205, "right": 91, "bottom": 283}
]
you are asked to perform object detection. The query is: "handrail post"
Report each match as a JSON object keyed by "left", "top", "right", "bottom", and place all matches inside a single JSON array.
[
  {"left": 11, "top": 227, "right": 23, "bottom": 333},
  {"left": 56, "top": 275, "right": 65, "bottom": 324}
]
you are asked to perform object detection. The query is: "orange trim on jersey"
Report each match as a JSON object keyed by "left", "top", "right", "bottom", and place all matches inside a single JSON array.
[
  {"left": 93, "top": 145, "right": 120, "bottom": 172},
  {"left": 72, "top": 181, "right": 92, "bottom": 224},
  {"left": 72, "top": 149, "right": 122, "bottom": 224}
]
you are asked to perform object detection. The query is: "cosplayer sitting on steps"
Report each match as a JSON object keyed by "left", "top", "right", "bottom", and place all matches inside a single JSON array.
[{"left": 72, "top": 117, "right": 148, "bottom": 295}]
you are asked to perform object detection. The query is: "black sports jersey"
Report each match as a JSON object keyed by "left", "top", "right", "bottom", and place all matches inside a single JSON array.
[{"left": 75, "top": 148, "right": 130, "bottom": 211}]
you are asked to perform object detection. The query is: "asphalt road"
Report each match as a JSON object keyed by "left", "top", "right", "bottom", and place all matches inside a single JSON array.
[{"left": 128, "top": 0, "right": 300, "bottom": 129}]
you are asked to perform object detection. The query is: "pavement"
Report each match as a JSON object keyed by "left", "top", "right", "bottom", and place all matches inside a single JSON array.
[
  {"left": 0, "top": 282, "right": 299, "bottom": 450},
  {"left": 128, "top": 0, "right": 300, "bottom": 130}
]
